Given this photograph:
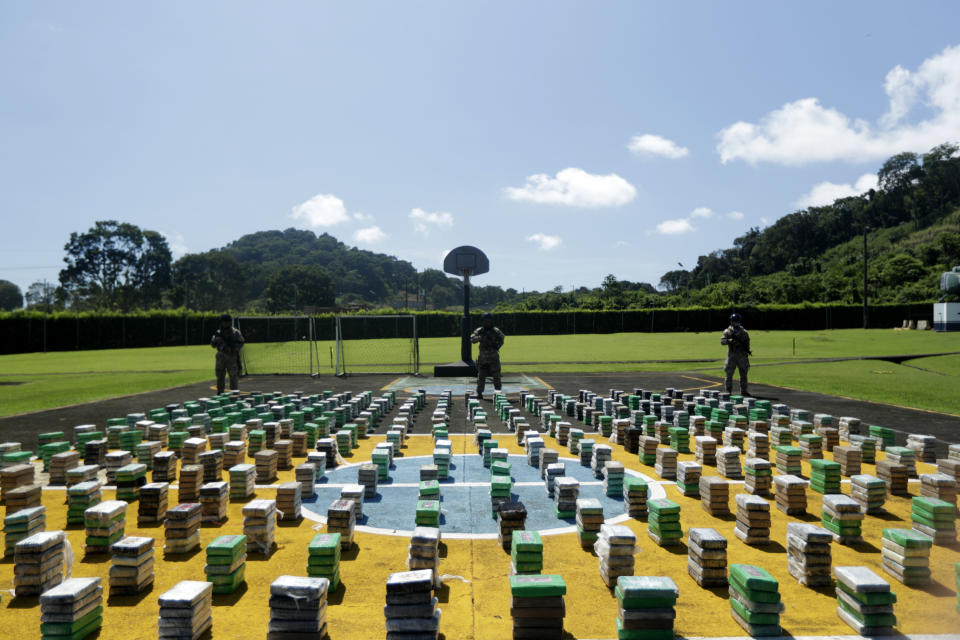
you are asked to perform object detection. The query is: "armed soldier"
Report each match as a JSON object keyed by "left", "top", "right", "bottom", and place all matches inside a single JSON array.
[
  {"left": 211, "top": 313, "right": 245, "bottom": 394},
  {"left": 721, "top": 313, "right": 751, "bottom": 396},
  {"left": 470, "top": 312, "right": 505, "bottom": 400}
]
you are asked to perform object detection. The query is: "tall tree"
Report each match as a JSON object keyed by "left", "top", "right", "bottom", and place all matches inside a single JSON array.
[
  {"left": 0, "top": 280, "right": 23, "bottom": 311},
  {"left": 265, "top": 264, "right": 335, "bottom": 312},
  {"left": 59, "top": 220, "right": 172, "bottom": 309},
  {"left": 24, "top": 280, "right": 57, "bottom": 311}
]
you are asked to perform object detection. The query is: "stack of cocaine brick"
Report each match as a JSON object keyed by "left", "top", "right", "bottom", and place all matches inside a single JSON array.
[
  {"left": 877, "top": 460, "right": 909, "bottom": 496},
  {"left": 822, "top": 494, "right": 864, "bottom": 544},
  {"left": 603, "top": 461, "right": 625, "bottom": 497},
  {"left": 833, "top": 566, "right": 897, "bottom": 635},
  {"left": 276, "top": 482, "right": 302, "bottom": 522},
  {"left": 181, "top": 437, "right": 206, "bottom": 465},
  {"left": 223, "top": 441, "right": 245, "bottom": 469},
  {"left": 84, "top": 500, "right": 127, "bottom": 554},
  {"left": 115, "top": 463, "right": 147, "bottom": 502},
  {"left": 911, "top": 496, "right": 956, "bottom": 544},
  {"left": 786, "top": 523, "right": 832, "bottom": 587},
  {"left": 204, "top": 534, "right": 246, "bottom": 594},
  {"left": 906, "top": 433, "right": 938, "bottom": 464},
  {"left": 511, "top": 530, "right": 543, "bottom": 575},
  {"left": 4, "top": 505, "right": 45, "bottom": 558},
  {"left": 723, "top": 427, "right": 745, "bottom": 452},
  {"left": 810, "top": 459, "right": 842, "bottom": 494},
  {"left": 648, "top": 498, "right": 682, "bottom": 547},
  {"left": 353, "top": 463, "right": 376, "bottom": 500},
  {"left": 744, "top": 458, "right": 772, "bottom": 496},
  {"left": 881, "top": 528, "right": 931, "bottom": 586},
  {"left": 700, "top": 476, "right": 730, "bottom": 516},
  {"left": 576, "top": 498, "right": 603, "bottom": 549},
  {"left": 774, "top": 475, "right": 807, "bottom": 516},
  {"left": 578, "top": 438, "right": 595, "bottom": 466},
  {"left": 136, "top": 441, "right": 162, "bottom": 471},
  {"left": 4, "top": 484, "right": 41, "bottom": 514},
  {"left": 614, "top": 575, "right": 678, "bottom": 640},
  {"left": 624, "top": 476, "right": 648, "bottom": 519},
  {"left": 274, "top": 440, "right": 293, "bottom": 470},
  {"left": 525, "top": 436, "right": 544, "bottom": 468},
  {"left": 66, "top": 465, "right": 99, "bottom": 487},
  {"left": 49, "top": 451, "right": 80, "bottom": 485},
  {"left": 83, "top": 439, "right": 108, "bottom": 467},
  {"left": 769, "top": 426, "right": 791, "bottom": 449},
  {"left": 654, "top": 448, "right": 678, "bottom": 480},
  {"left": 199, "top": 481, "right": 228, "bottom": 524},
  {"left": 296, "top": 463, "right": 316, "bottom": 500},
  {"left": 177, "top": 464, "right": 202, "bottom": 503},
  {"left": 728, "top": 564, "right": 783, "bottom": 637},
  {"left": 774, "top": 446, "right": 802, "bottom": 476},
  {"left": 152, "top": 452, "right": 177, "bottom": 484},
  {"left": 13, "top": 530, "right": 65, "bottom": 596},
  {"left": 1, "top": 463, "right": 35, "bottom": 504},
  {"left": 199, "top": 450, "right": 223, "bottom": 483},
  {"left": 673, "top": 461, "right": 700, "bottom": 497},
  {"left": 164, "top": 502, "right": 201, "bottom": 554},
  {"left": 833, "top": 446, "right": 861, "bottom": 477},
  {"left": 554, "top": 477, "right": 578, "bottom": 519},
  {"left": 717, "top": 447, "right": 742, "bottom": 479},
  {"left": 885, "top": 447, "right": 917, "bottom": 478},
  {"left": 687, "top": 528, "right": 727, "bottom": 587},
  {"left": 39, "top": 577, "right": 102, "bottom": 640},
  {"left": 850, "top": 475, "right": 886, "bottom": 514},
  {"left": 734, "top": 493, "right": 770, "bottom": 545},
  {"left": 509, "top": 574, "right": 565, "bottom": 640},
  {"left": 269, "top": 575, "right": 329, "bottom": 638},
  {"left": 104, "top": 451, "right": 131, "bottom": 485},
  {"left": 837, "top": 416, "right": 861, "bottom": 441},
  {"left": 109, "top": 536, "right": 154, "bottom": 595},
  {"left": 668, "top": 426, "right": 690, "bottom": 454},
  {"left": 157, "top": 580, "right": 213, "bottom": 640},
  {"left": 308, "top": 452, "right": 329, "bottom": 481},
  {"left": 545, "top": 463, "right": 564, "bottom": 499},
  {"left": 326, "top": 499, "right": 356, "bottom": 549},
  {"left": 849, "top": 435, "right": 877, "bottom": 464},
  {"left": 498, "top": 502, "right": 527, "bottom": 551},
  {"left": 255, "top": 450, "right": 279, "bottom": 484},
  {"left": 408, "top": 526, "right": 442, "bottom": 587},
  {"left": 138, "top": 482, "right": 168, "bottom": 525},
  {"left": 385, "top": 569, "right": 441, "bottom": 639},
  {"left": 798, "top": 434, "right": 823, "bottom": 460},
  {"left": 920, "top": 472, "right": 957, "bottom": 506},
  {"left": 695, "top": 436, "right": 717, "bottom": 466},
  {"left": 818, "top": 426, "right": 839, "bottom": 453},
  {"left": 594, "top": 524, "right": 636, "bottom": 587},
  {"left": 308, "top": 532, "right": 341, "bottom": 589},
  {"left": 243, "top": 499, "right": 277, "bottom": 555},
  {"left": 591, "top": 445, "right": 613, "bottom": 479},
  {"left": 639, "top": 436, "right": 658, "bottom": 466},
  {"left": 229, "top": 464, "right": 256, "bottom": 501},
  {"left": 67, "top": 481, "right": 101, "bottom": 527},
  {"left": 746, "top": 432, "right": 769, "bottom": 460}
]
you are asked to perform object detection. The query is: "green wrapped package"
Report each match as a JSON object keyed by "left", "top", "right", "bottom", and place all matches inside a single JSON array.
[
  {"left": 206, "top": 534, "right": 246, "bottom": 558},
  {"left": 882, "top": 528, "right": 933, "bottom": 549},
  {"left": 511, "top": 530, "right": 542, "bottom": 553},
  {"left": 615, "top": 576, "right": 678, "bottom": 608},
  {"left": 730, "top": 598, "right": 780, "bottom": 626},
  {"left": 509, "top": 574, "right": 566, "bottom": 597},
  {"left": 837, "top": 597, "right": 897, "bottom": 627},
  {"left": 615, "top": 619, "right": 674, "bottom": 640},
  {"left": 730, "top": 564, "right": 779, "bottom": 593},
  {"left": 647, "top": 498, "right": 680, "bottom": 515}
]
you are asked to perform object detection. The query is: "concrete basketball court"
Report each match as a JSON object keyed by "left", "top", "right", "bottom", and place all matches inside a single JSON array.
[{"left": 0, "top": 371, "right": 958, "bottom": 639}]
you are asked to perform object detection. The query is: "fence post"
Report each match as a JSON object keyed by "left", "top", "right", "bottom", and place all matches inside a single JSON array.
[{"left": 42, "top": 316, "right": 47, "bottom": 353}]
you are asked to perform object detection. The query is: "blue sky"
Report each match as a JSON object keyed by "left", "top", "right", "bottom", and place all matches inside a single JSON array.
[{"left": 2, "top": 2, "right": 960, "bottom": 296}]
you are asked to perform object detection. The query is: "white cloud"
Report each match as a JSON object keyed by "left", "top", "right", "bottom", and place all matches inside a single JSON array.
[
  {"left": 526, "top": 233, "right": 563, "bottom": 251},
  {"left": 353, "top": 212, "right": 374, "bottom": 222},
  {"left": 291, "top": 193, "right": 350, "bottom": 228},
  {"left": 656, "top": 219, "right": 696, "bottom": 235},
  {"left": 794, "top": 173, "right": 879, "bottom": 208},
  {"left": 726, "top": 211, "right": 745, "bottom": 220},
  {"left": 505, "top": 168, "right": 637, "bottom": 207},
  {"left": 353, "top": 225, "right": 386, "bottom": 244},
  {"left": 627, "top": 134, "right": 690, "bottom": 159},
  {"left": 161, "top": 231, "right": 188, "bottom": 257},
  {"left": 409, "top": 208, "right": 454, "bottom": 235},
  {"left": 690, "top": 207, "right": 713, "bottom": 218},
  {"left": 717, "top": 44, "right": 960, "bottom": 165},
  {"left": 760, "top": 217, "right": 770, "bottom": 225}
]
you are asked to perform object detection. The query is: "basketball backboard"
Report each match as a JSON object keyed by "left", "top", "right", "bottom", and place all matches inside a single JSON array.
[{"left": 443, "top": 246, "right": 489, "bottom": 277}]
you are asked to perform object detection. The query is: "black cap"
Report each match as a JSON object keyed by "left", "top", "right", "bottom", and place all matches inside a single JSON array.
[
  {"left": 729, "top": 313, "right": 742, "bottom": 324},
  {"left": 220, "top": 313, "right": 232, "bottom": 322}
]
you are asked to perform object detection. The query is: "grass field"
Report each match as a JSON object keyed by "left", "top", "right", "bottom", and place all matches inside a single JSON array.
[{"left": 1, "top": 329, "right": 958, "bottom": 416}]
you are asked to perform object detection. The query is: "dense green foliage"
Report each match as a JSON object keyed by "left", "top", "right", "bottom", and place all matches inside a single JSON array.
[{"left": 0, "top": 280, "right": 23, "bottom": 311}]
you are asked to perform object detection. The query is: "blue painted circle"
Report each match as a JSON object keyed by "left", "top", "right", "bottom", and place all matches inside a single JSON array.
[{"left": 301, "top": 453, "right": 653, "bottom": 537}]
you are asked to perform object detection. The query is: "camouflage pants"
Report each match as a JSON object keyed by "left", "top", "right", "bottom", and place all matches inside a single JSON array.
[
  {"left": 476, "top": 359, "right": 502, "bottom": 396},
  {"left": 216, "top": 352, "right": 240, "bottom": 394},
  {"left": 724, "top": 351, "right": 749, "bottom": 395}
]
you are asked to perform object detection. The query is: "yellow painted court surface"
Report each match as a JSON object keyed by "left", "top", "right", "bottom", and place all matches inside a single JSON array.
[{"left": 1, "top": 434, "right": 958, "bottom": 639}]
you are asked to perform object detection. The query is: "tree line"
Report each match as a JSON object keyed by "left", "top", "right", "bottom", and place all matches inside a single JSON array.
[{"left": 2, "top": 143, "right": 957, "bottom": 314}]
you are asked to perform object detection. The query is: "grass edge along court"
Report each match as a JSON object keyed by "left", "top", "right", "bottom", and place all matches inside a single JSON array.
[{"left": 2, "top": 330, "right": 960, "bottom": 417}]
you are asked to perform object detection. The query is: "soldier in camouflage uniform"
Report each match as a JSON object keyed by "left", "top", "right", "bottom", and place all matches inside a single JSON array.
[
  {"left": 211, "top": 313, "right": 245, "bottom": 394},
  {"left": 721, "top": 313, "right": 751, "bottom": 396},
  {"left": 471, "top": 312, "right": 505, "bottom": 400}
]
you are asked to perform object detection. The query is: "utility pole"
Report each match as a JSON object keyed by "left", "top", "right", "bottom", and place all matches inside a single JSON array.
[{"left": 863, "top": 189, "right": 874, "bottom": 330}]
